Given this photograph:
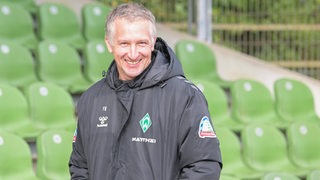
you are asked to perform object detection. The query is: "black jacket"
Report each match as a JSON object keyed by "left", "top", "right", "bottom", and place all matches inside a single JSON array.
[{"left": 69, "top": 38, "right": 222, "bottom": 179}]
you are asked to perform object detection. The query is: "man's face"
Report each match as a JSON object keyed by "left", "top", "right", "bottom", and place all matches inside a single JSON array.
[{"left": 105, "top": 18, "right": 155, "bottom": 81}]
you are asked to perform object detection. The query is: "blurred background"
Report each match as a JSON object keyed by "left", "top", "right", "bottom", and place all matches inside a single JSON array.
[{"left": 99, "top": 0, "right": 320, "bottom": 80}]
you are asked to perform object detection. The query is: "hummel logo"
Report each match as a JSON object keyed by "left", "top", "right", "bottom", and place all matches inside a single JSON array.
[
  {"left": 97, "top": 116, "right": 108, "bottom": 127},
  {"left": 139, "top": 113, "right": 152, "bottom": 133}
]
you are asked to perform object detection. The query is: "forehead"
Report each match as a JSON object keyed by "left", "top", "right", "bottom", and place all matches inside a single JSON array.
[
  {"left": 113, "top": 18, "right": 151, "bottom": 30},
  {"left": 113, "top": 18, "right": 152, "bottom": 40}
]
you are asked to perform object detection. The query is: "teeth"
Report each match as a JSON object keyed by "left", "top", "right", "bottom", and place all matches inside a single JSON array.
[
  {"left": 127, "top": 61, "right": 138, "bottom": 65},
  {"left": 126, "top": 59, "right": 140, "bottom": 65}
]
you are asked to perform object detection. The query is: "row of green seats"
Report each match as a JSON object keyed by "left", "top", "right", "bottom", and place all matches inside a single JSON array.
[
  {"left": 0, "top": 40, "right": 113, "bottom": 94},
  {"left": 3, "top": 125, "right": 319, "bottom": 180},
  {"left": 1, "top": 123, "right": 320, "bottom": 180},
  {"left": 193, "top": 78, "right": 320, "bottom": 132},
  {"left": 0, "top": 82, "right": 76, "bottom": 141},
  {"left": 231, "top": 78, "right": 320, "bottom": 128},
  {"left": 175, "top": 39, "right": 319, "bottom": 130},
  {"left": 0, "top": 129, "right": 72, "bottom": 179},
  {"left": 218, "top": 123, "right": 320, "bottom": 179},
  {"left": 221, "top": 171, "right": 320, "bottom": 180},
  {"left": 0, "top": 1, "right": 111, "bottom": 51}
]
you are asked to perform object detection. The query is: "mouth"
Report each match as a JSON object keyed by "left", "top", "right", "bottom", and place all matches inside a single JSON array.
[{"left": 125, "top": 59, "right": 142, "bottom": 65}]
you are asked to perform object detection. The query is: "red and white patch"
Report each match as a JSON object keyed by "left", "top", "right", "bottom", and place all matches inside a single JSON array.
[
  {"left": 73, "top": 128, "right": 77, "bottom": 143},
  {"left": 198, "top": 116, "right": 216, "bottom": 138}
]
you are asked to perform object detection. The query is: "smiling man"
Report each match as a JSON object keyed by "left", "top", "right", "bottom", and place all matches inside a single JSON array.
[{"left": 69, "top": 3, "right": 222, "bottom": 180}]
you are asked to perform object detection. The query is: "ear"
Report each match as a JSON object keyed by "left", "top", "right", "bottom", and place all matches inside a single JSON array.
[
  {"left": 105, "top": 37, "right": 113, "bottom": 53},
  {"left": 151, "top": 36, "right": 157, "bottom": 51}
]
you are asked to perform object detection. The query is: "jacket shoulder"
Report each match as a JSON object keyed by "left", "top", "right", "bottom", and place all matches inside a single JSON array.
[
  {"left": 164, "top": 76, "right": 204, "bottom": 97},
  {"left": 168, "top": 76, "right": 201, "bottom": 90},
  {"left": 78, "top": 79, "right": 107, "bottom": 103}
]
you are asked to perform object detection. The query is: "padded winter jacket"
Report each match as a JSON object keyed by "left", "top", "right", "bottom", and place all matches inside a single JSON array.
[{"left": 69, "top": 38, "right": 222, "bottom": 179}]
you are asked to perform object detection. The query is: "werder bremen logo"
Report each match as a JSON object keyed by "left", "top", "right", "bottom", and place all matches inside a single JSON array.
[{"left": 139, "top": 113, "right": 152, "bottom": 133}]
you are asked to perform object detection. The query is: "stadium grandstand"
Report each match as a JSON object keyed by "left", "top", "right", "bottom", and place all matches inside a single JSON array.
[{"left": 0, "top": 0, "right": 320, "bottom": 179}]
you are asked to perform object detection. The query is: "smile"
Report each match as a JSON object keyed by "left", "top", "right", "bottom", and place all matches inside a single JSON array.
[{"left": 125, "top": 59, "right": 142, "bottom": 65}]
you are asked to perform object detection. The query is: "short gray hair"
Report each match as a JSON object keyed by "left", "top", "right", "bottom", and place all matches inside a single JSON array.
[{"left": 105, "top": 3, "right": 156, "bottom": 44}]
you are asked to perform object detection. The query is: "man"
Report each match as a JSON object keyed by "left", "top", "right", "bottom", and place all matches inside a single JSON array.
[{"left": 69, "top": 3, "right": 222, "bottom": 179}]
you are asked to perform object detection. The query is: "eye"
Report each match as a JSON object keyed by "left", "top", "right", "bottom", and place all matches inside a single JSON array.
[
  {"left": 119, "top": 42, "right": 129, "bottom": 47},
  {"left": 137, "top": 41, "right": 148, "bottom": 47}
]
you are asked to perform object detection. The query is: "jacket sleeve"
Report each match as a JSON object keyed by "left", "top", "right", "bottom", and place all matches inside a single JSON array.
[
  {"left": 178, "top": 90, "right": 222, "bottom": 180},
  {"left": 69, "top": 123, "right": 89, "bottom": 179},
  {"left": 69, "top": 96, "right": 89, "bottom": 179}
]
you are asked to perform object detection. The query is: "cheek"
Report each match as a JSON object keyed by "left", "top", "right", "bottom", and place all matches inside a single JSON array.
[
  {"left": 113, "top": 48, "right": 127, "bottom": 58},
  {"left": 139, "top": 48, "right": 153, "bottom": 57}
]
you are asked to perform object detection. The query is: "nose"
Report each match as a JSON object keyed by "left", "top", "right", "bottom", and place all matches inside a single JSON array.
[{"left": 128, "top": 44, "right": 139, "bottom": 60}]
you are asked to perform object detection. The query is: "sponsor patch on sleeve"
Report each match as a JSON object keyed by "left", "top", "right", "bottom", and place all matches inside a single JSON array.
[
  {"left": 73, "top": 128, "right": 77, "bottom": 143},
  {"left": 198, "top": 116, "right": 216, "bottom": 138}
]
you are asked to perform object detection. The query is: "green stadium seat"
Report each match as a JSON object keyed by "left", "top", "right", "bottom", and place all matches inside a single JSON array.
[
  {"left": 36, "top": 129, "right": 73, "bottom": 180},
  {"left": 37, "top": 2, "right": 86, "bottom": 50},
  {"left": 0, "top": 42, "right": 39, "bottom": 89},
  {"left": 37, "top": 40, "right": 91, "bottom": 94},
  {"left": 274, "top": 78, "right": 320, "bottom": 124},
  {"left": 83, "top": 40, "right": 113, "bottom": 83},
  {"left": 24, "top": 82, "right": 76, "bottom": 132},
  {"left": 241, "top": 124, "right": 307, "bottom": 176},
  {"left": 174, "top": 39, "right": 231, "bottom": 88},
  {"left": 286, "top": 121, "right": 320, "bottom": 170},
  {"left": 0, "top": 2, "right": 38, "bottom": 51},
  {"left": 217, "top": 127, "right": 262, "bottom": 179},
  {"left": 230, "top": 79, "right": 287, "bottom": 128},
  {"left": 82, "top": 2, "right": 112, "bottom": 41},
  {"left": 0, "top": 0, "right": 38, "bottom": 14},
  {"left": 194, "top": 80, "right": 243, "bottom": 131},
  {"left": 261, "top": 172, "right": 300, "bottom": 180},
  {"left": 307, "top": 169, "right": 320, "bottom": 180},
  {"left": 0, "top": 83, "right": 41, "bottom": 140},
  {"left": 0, "top": 130, "right": 39, "bottom": 179}
]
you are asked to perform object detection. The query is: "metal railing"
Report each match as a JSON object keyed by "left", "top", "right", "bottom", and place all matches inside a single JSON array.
[{"left": 210, "top": 0, "right": 320, "bottom": 79}]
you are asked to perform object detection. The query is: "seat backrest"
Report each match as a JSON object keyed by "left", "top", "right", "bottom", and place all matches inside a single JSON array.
[
  {"left": 38, "top": 2, "right": 81, "bottom": 40},
  {"left": 216, "top": 128, "right": 242, "bottom": 167},
  {"left": 36, "top": 129, "right": 73, "bottom": 179},
  {"left": 174, "top": 39, "right": 218, "bottom": 80},
  {"left": 37, "top": 40, "right": 89, "bottom": 89},
  {"left": 274, "top": 78, "right": 318, "bottom": 122},
  {"left": 230, "top": 79, "right": 275, "bottom": 124},
  {"left": 0, "top": 130, "right": 37, "bottom": 178},
  {"left": 0, "top": 83, "right": 42, "bottom": 140},
  {"left": 1, "top": 0, "right": 37, "bottom": 14},
  {"left": 307, "top": 169, "right": 320, "bottom": 180},
  {"left": 25, "top": 82, "right": 76, "bottom": 130},
  {"left": 286, "top": 121, "right": 320, "bottom": 169},
  {"left": 82, "top": 2, "right": 111, "bottom": 41},
  {"left": 261, "top": 172, "right": 300, "bottom": 180},
  {"left": 0, "top": 2, "right": 37, "bottom": 48},
  {"left": 194, "top": 80, "right": 230, "bottom": 122},
  {"left": 0, "top": 2, "right": 33, "bottom": 38},
  {"left": 241, "top": 124, "right": 291, "bottom": 171},
  {"left": 0, "top": 42, "right": 38, "bottom": 88},
  {"left": 0, "top": 83, "right": 29, "bottom": 129},
  {"left": 83, "top": 40, "right": 113, "bottom": 83}
]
